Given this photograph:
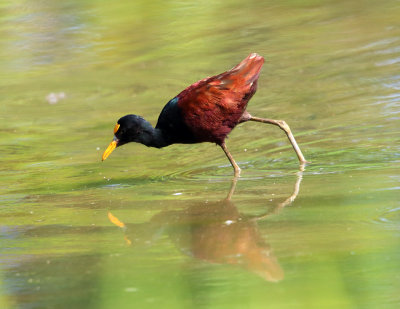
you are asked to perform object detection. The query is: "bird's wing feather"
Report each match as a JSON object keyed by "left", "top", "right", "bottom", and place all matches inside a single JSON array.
[{"left": 177, "top": 53, "right": 264, "bottom": 143}]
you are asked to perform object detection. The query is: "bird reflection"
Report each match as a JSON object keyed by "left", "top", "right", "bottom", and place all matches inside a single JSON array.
[{"left": 108, "top": 165, "right": 304, "bottom": 282}]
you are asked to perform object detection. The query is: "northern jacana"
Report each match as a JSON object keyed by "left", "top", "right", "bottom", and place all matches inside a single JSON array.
[{"left": 102, "top": 53, "right": 306, "bottom": 176}]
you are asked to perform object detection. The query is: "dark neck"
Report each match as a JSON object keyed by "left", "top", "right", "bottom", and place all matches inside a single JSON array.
[{"left": 138, "top": 122, "right": 170, "bottom": 148}]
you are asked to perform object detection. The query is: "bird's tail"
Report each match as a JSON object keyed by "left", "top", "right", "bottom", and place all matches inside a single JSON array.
[{"left": 229, "top": 53, "right": 265, "bottom": 84}]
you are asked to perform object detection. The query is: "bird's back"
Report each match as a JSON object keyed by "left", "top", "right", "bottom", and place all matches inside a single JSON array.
[
  {"left": 156, "top": 53, "right": 264, "bottom": 145},
  {"left": 177, "top": 53, "right": 264, "bottom": 144}
]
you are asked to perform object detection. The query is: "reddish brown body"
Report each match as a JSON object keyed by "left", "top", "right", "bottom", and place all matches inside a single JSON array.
[{"left": 176, "top": 53, "right": 264, "bottom": 145}]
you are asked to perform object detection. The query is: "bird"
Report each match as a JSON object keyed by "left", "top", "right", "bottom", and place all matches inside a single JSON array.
[{"left": 102, "top": 53, "right": 306, "bottom": 176}]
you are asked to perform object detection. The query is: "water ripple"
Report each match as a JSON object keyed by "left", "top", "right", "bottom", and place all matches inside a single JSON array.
[{"left": 374, "top": 207, "right": 400, "bottom": 230}]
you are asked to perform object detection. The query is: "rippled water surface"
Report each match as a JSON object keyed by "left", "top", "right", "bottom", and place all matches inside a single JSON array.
[{"left": 1, "top": 1, "right": 399, "bottom": 308}]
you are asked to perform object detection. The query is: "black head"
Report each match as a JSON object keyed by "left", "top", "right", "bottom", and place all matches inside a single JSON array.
[
  {"left": 102, "top": 114, "right": 154, "bottom": 161},
  {"left": 115, "top": 114, "right": 151, "bottom": 145}
]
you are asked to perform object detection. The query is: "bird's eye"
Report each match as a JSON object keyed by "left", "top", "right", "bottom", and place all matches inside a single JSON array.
[{"left": 113, "top": 123, "right": 120, "bottom": 134}]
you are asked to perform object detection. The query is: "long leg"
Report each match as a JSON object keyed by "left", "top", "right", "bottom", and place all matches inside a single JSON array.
[
  {"left": 220, "top": 142, "right": 241, "bottom": 177},
  {"left": 246, "top": 114, "right": 307, "bottom": 164}
]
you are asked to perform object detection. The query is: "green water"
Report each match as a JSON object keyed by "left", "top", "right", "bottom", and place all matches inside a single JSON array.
[{"left": 1, "top": 0, "right": 399, "bottom": 308}]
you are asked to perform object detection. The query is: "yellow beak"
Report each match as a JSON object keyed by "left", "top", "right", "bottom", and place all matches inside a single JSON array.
[{"left": 102, "top": 139, "right": 118, "bottom": 161}]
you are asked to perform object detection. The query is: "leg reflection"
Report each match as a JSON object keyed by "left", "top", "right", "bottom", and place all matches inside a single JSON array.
[{"left": 107, "top": 165, "right": 305, "bottom": 282}]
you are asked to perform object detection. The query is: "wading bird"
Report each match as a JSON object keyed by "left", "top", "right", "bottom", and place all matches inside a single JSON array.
[{"left": 102, "top": 53, "right": 306, "bottom": 176}]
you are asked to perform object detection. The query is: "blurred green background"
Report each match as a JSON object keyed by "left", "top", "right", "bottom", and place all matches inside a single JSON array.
[{"left": 0, "top": 0, "right": 399, "bottom": 308}]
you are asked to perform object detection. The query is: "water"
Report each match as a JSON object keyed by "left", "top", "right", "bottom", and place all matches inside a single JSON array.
[{"left": 1, "top": 0, "right": 399, "bottom": 308}]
